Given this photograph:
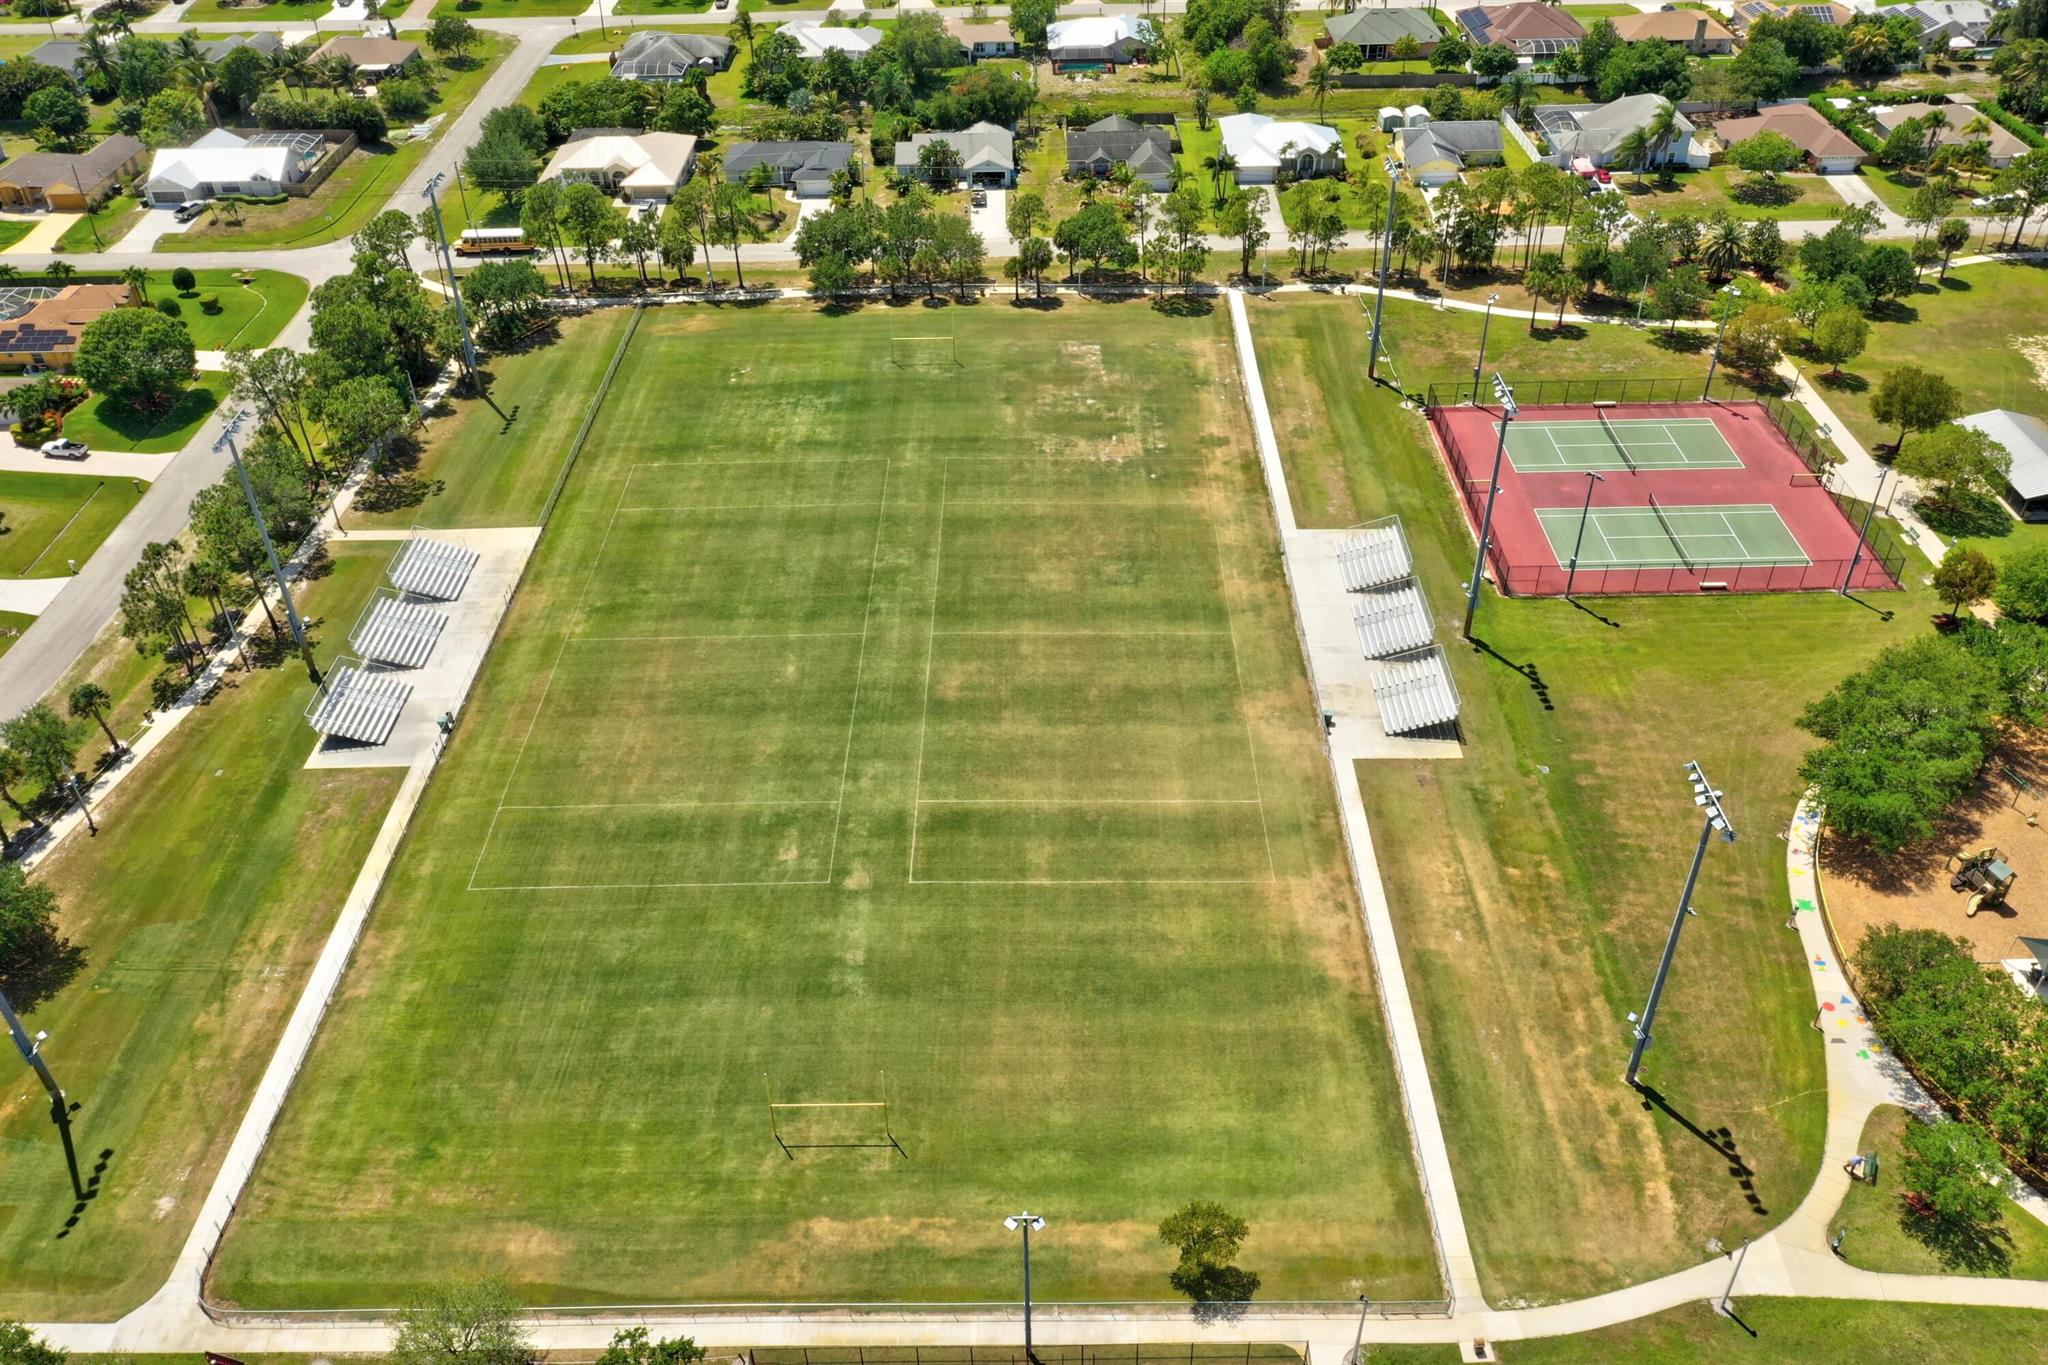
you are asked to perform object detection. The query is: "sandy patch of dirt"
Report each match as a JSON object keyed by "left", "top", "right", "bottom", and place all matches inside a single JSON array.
[{"left": 2015, "top": 336, "right": 2048, "bottom": 394}]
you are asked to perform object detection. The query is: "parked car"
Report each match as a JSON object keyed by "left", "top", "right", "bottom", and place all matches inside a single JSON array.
[
  {"left": 971, "top": 188, "right": 988, "bottom": 207},
  {"left": 1594, "top": 167, "right": 1612, "bottom": 184},
  {"left": 39, "top": 439, "right": 88, "bottom": 461},
  {"left": 172, "top": 200, "right": 208, "bottom": 222}
]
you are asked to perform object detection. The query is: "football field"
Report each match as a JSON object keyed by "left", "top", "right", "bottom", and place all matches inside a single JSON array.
[{"left": 212, "top": 303, "right": 1437, "bottom": 1307}]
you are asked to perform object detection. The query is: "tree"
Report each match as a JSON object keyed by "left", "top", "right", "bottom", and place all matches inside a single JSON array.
[
  {"left": 137, "top": 88, "right": 206, "bottom": 149},
  {"left": 390, "top": 1281, "right": 532, "bottom": 1365},
  {"left": 1870, "top": 364, "right": 1962, "bottom": 458},
  {"left": 312, "top": 375, "right": 412, "bottom": 471},
  {"left": 1009, "top": 0, "right": 1058, "bottom": 46},
  {"left": 1429, "top": 34, "right": 1471, "bottom": 74},
  {"left": 1158, "top": 1200, "right": 1258, "bottom": 1303},
  {"left": 23, "top": 84, "right": 87, "bottom": 144},
  {"left": 1014, "top": 233, "right": 1054, "bottom": 301},
  {"left": 214, "top": 43, "right": 269, "bottom": 117},
  {"left": 595, "top": 1330, "right": 704, "bottom": 1365},
  {"left": 1729, "top": 131, "right": 1802, "bottom": 175},
  {"left": 1933, "top": 545, "right": 1999, "bottom": 620},
  {"left": 1218, "top": 188, "right": 1269, "bottom": 281},
  {"left": 0, "top": 867, "right": 60, "bottom": 969},
  {"left": 426, "top": 15, "right": 480, "bottom": 64},
  {"left": 1469, "top": 42, "right": 1519, "bottom": 82},
  {"left": 1720, "top": 302, "right": 1793, "bottom": 374},
  {"left": 76, "top": 307, "right": 193, "bottom": 414},
  {"left": 707, "top": 180, "right": 766, "bottom": 288},
  {"left": 1811, "top": 307, "right": 1869, "bottom": 378},
  {"left": 1389, "top": 33, "right": 1421, "bottom": 73},
  {"left": 1936, "top": 217, "right": 1971, "bottom": 279},
  {"left": 1596, "top": 37, "right": 1691, "bottom": 103},
  {"left": 2, "top": 704, "right": 77, "bottom": 797},
  {"left": 1901, "top": 1120, "right": 2011, "bottom": 1226},
  {"left": 67, "top": 682, "right": 121, "bottom": 757},
  {"left": 916, "top": 137, "right": 963, "bottom": 191},
  {"left": 0, "top": 60, "right": 75, "bottom": 121},
  {"left": 1896, "top": 422, "right": 2011, "bottom": 510},
  {"left": 555, "top": 182, "right": 622, "bottom": 288},
  {"left": 1998, "top": 540, "right": 2048, "bottom": 621},
  {"left": 1053, "top": 200, "right": 1136, "bottom": 279},
  {"left": 1746, "top": 217, "right": 1785, "bottom": 278}
]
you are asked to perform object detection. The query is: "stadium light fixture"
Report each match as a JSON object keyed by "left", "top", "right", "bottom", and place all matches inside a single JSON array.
[
  {"left": 1366, "top": 157, "right": 1401, "bottom": 383},
  {"left": 1004, "top": 1213, "right": 1046, "bottom": 1363},
  {"left": 1701, "top": 284, "right": 1741, "bottom": 401},
  {"left": 1841, "top": 467, "right": 1890, "bottom": 596},
  {"left": 216, "top": 411, "right": 319, "bottom": 684},
  {"left": 422, "top": 172, "right": 481, "bottom": 392},
  {"left": 1, "top": 981, "right": 81, "bottom": 1198},
  {"left": 1470, "top": 294, "right": 1501, "bottom": 402},
  {"left": 1462, "top": 374, "right": 1516, "bottom": 641},
  {"left": 1625, "top": 762, "right": 1736, "bottom": 1088},
  {"left": 1564, "top": 470, "right": 1605, "bottom": 601}
]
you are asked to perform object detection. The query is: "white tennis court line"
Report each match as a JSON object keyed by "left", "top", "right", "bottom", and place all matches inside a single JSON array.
[{"left": 1540, "top": 503, "right": 1810, "bottom": 567}]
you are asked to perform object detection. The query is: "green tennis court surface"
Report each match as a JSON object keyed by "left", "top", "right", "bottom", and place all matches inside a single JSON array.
[
  {"left": 1535, "top": 503, "right": 1810, "bottom": 569},
  {"left": 1504, "top": 417, "right": 1744, "bottom": 473}
]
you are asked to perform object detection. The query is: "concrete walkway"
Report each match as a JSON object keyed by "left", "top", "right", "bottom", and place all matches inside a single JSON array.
[{"left": 0, "top": 579, "right": 69, "bottom": 616}]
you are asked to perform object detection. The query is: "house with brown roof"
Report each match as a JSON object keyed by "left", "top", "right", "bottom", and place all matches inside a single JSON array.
[
  {"left": 309, "top": 34, "right": 423, "bottom": 77},
  {"left": 1871, "top": 100, "right": 2029, "bottom": 168},
  {"left": 1609, "top": 10, "right": 1735, "bottom": 54},
  {"left": 0, "top": 284, "right": 133, "bottom": 368},
  {"left": 1453, "top": 3, "right": 1584, "bottom": 55},
  {"left": 1709, "top": 102, "right": 1864, "bottom": 173},
  {"left": 0, "top": 135, "right": 146, "bottom": 210}
]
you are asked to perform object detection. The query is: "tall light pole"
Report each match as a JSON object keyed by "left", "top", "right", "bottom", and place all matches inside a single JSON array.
[
  {"left": 66, "top": 774, "right": 95, "bottom": 836},
  {"left": 422, "top": 172, "right": 481, "bottom": 392},
  {"left": 1004, "top": 1212, "right": 1045, "bottom": 1364},
  {"left": 1462, "top": 372, "right": 1517, "bottom": 641},
  {"left": 1701, "top": 284, "right": 1740, "bottom": 401},
  {"left": 1625, "top": 762, "right": 1735, "bottom": 1088},
  {"left": 1470, "top": 292, "right": 1499, "bottom": 402},
  {"left": 217, "top": 411, "right": 319, "bottom": 684},
  {"left": 1564, "top": 469, "right": 1604, "bottom": 600},
  {"left": 1, "top": 981, "right": 80, "bottom": 1197},
  {"left": 1366, "top": 157, "right": 1401, "bottom": 382},
  {"left": 1842, "top": 468, "right": 1890, "bottom": 595}
]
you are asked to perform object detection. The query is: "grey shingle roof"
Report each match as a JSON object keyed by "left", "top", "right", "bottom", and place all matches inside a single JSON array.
[
  {"left": 1065, "top": 116, "right": 1173, "bottom": 176},
  {"left": 1324, "top": 9, "right": 1440, "bottom": 49},
  {"left": 613, "top": 31, "right": 734, "bottom": 79}
]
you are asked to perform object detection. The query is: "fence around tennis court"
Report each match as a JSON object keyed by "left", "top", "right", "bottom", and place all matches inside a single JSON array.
[{"left": 1421, "top": 383, "right": 1909, "bottom": 598}]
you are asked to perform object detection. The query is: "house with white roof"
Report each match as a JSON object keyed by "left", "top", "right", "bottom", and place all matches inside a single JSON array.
[
  {"left": 1047, "top": 15, "right": 1153, "bottom": 69},
  {"left": 142, "top": 128, "right": 320, "bottom": 206},
  {"left": 540, "top": 129, "right": 698, "bottom": 202},
  {"left": 1216, "top": 113, "right": 1344, "bottom": 183},
  {"left": 785, "top": 22, "right": 886, "bottom": 62},
  {"left": 1959, "top": 409, "right": 2048, "bottom": 521}
]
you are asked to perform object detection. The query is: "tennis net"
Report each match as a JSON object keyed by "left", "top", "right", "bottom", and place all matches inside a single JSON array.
[
  {"left": 1596, "top": 404, "right": 1637, "bottom": 473},
  {"left": 1646, "top": 494, "right": 1691, "bottom": 569}
]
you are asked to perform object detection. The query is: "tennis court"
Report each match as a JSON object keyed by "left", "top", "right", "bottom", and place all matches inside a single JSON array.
[
  {"left": 1535, "top": 503, "right": 1810, "bottom": 570},
  {"left": 1503, "top": 416, "right": 1744, "bottom": 473}
]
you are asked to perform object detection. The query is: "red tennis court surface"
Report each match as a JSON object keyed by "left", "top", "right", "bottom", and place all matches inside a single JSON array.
[{"left": 1425, "top": 400, "right": 1904, "bottom": 597}]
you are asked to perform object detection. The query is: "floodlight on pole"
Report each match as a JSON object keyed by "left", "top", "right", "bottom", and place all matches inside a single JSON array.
[
  {"left": 216, "top": 410, "right": 319, "bottom": 684},
  {"left": 1701, "top": 284, "right": 1740, "bottom": 401},
  {"left": 67, "top": 774, "right": 95, "bottom": 836},
  {"left": 1004, "top": 1213, "right": 1046, "bottom": 1363},
  {"left": 1, "top": 979, "right": 81, "bottom": 1198},
  {"left": 1366, "top": 157, "right": 1400, "bottom": 382},
  {"left": 1461, "top": 373, "right": 1517, "bottom": 641},
  {"left": 1470, "top": 293, "right": 1499, "bottom": 401},
  {"left": 1625, "top": 761, "right": 1736, "bottom": 1088},
  {"left": 1564, "top": 470, "right": 1605, "bottom": 601},
  {"left": 1841, "top": 467, "right": 1889, "bottom": 596},
  {"left": 422, "top": 172, "right": 481, "bottom": 392}
]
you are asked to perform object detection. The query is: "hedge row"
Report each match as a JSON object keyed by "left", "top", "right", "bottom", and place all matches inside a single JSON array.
[
  {"left": 1984, "top": 95, "right": 2048, "bottom": 152},
  {"left": 1807, "top": 93, "right": 1884, "bottom": 155}
]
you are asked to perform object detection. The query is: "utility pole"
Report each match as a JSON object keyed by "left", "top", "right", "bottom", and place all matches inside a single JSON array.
[
  {"left": 66, "top": 774, "right": 95, "bottom": 836},
  {"left": 1462, "top": 373, "right": 1516, "bottom": 641},
  {"left": 1, "top": 982, "right": 81, "bottom": 1198},
  {"left": 1470, "top": 292, "right": 1499, "bottom": 402},
  {"left": 1366, "top": 157, "right": 1401, "bottom": 382},
  {"left": 216, "top": 412, "right": 320, "bottom": 684},
  {"left": 1701, "top": 284, "right": 1739, "bottom": 400},
  {"left": 1564, "top": 470, "right": 1605, "bottom": 600},
  {"left": 1841, "top": 468, "right": 1889, "bottom": 595},
  {"left": 1626, "top": 762, "right": 1735, "bottom": 1088},
  {"left": 1004, "top": 1212, "right": 1045, "bottom": 1364},
  {"left": 422, "top": 172, "right": 481, "bottom": 392},
  {"left": 1716, "top": 1237, "right": 1751, "bottom": 1319}
]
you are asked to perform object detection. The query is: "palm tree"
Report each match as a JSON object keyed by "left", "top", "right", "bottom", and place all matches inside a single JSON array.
[
  {"left": 0, "top": 264, "right": 24, "bottom": 289},
  {"left": 67, "top": 683, "right": 122, "bottom": 757},
  {"left": 1700, "top": 217, "right": 1744, "bottom": 281},
  {"left": 1844, "top": 27, "right": 1890, "bottom": 84},
  {"left": 1213, "top": 150, "right": 1238, "bottom": 205},
  {"left": 79, "top": 30, "right": 118, "bottom": 90},
  {"left": 45, "top": 260, "right": 76, "bottom": 285},
  {"left": 267, "top": 43, "right": 311, "bottom": 90},
  {"left": 1524, "top": 251, "right": 1569, "bottom": 331},
  {"left": 1306, "top": 57, "right": 1336, "bottom": 121},
  {"left": 1614, "top": 127, "right": 1654, "bottom": 185},
  {"left": 311, "top": 53, "right": 358, "bottom": 93},
  {"left": 120, "top": 264, "right": 148, "bottom": 302},
  {"left": 1499, "top": 72, "right": 1534, "bottom": 125},
  {"left": 728, "top": 10, "right": 756, "bottom": 61},
  {"left": 175, "top": 50, "right": 221, "bottom": 126}
]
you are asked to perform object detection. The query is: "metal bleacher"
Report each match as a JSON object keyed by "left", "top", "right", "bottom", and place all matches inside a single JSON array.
[
  {"left": 1337, "top": 518, "right": 1414, "bottom": 592},
  {"left": 349, "top": 592, "right": 448, "bottom": 670},
  {"left": 304, "top": 660, "right": 413, "bottom": 746},
  {"left": 1370, "top": 647, "right": 1462, "bottom": 735},
  {"left": 388, "top": 536, "right": 480, "bottom": 601},
  {"left": 1352, "top": 583, "right": 1434, "bottom": 660}
]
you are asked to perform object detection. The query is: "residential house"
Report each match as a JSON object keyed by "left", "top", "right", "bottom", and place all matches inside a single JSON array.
[
  {"left": 1896, "top": 1, "right": 2000, "bottom": 53},
  {"left": 1960, "top": 409, "right": 2048, "bottom": 520},
  {"left": 947, "top": 20, "right": 1019, "bottom": 62},
  {"left": 1216, "top": 113, "right": 1344, "bottom": 183},
  {"left": 540, "top": 129, "right": 697, "bottom": 201},
  {"left": 1319, "top": 9, "right": 1440, "bottom": 61},
  {"left": 31, "top": 30, "right": 279, "bottom": 75},
  {"left": 1532, "top": 94, "right": 1708, "bottom": 170},
  {"left": 722, "top": 140, "right": 858, "bottom": 197},
  {"left": 1395, "top": 119, "right": 1504, "bottom": 186},
  {"left": 1870, "top": 100, "right": 2028, "bottom": 168},
  {"left": 785, "top": 23, "right": 886, "bottom": 62},
  {"left": 142, "top": 127, "right": 323, "bottom": 205},
  {"left": 1065, "top": 116, "right": 1174, "bottom": 192},
  {"left": 1046, "top": 15, "right": 1151, "bottom": 70},
  {"left": 1729, "top": 2, "right": 1854, "bottom": 35},
  {"left": 1708, "top": 102, "right": 1864, "bottom": 173},
  {"left": 0, "top": 283, "right": 132, "bottom": 368},
  {"left": 1607, "top": 10, "right": 1735, "bottom": 56},
  {"left": 0, "top": 134, "right": 146, "bottom": 210},
  {"left": 308, "top": 35, "right": 423, "bottom": 78},
  {"left": 611, "top": 32, "right": 736, "bottom": 80},
  {"left": 1452, "top": 3, "right": 1584, "bottom": 57},
  {"left": 895, "top": 121, "right": 1014, "bottom": 186}
]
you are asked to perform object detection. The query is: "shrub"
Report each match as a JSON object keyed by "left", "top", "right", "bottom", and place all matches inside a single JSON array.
[
  {"left": 198, "top": 292, "right": 220, "bottom": 313},
  {"left": 1995, "top": 540, "right": 2048, "bottom": 622},
  {"left": 170, "top": 266, "right": 195, "bottom": 293},
  {"left": 155, "top": 297, "right": 181, "bottom": 318}
]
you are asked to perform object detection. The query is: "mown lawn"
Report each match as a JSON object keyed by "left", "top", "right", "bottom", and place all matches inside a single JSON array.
[
  {"left": 0, "top": 545, "right": 403, "bottom": 1321},
  {"left": 352, "top": 308, "right": 634, "bottom": 531},
  {"left": 52, "top": 195, "right": 143, "bottom": 254},
  {"left": 147, "top": 269, "right": 309, "bottom": 351},
  {"left": 1837, "top": 1105, "right": 2048, "bottom": 1278},
  {"left": 60, "top": 375, "right": 225, "bottom": 454},
  {"left": 0, "top": 471, "right": 143, "bottom": 577},
  {"left": 212, "top": 299, "right": 1439, "bottom": 1309},
  {"left": 1249, "top": 291, "right": 1937, "bottom": 1304}
]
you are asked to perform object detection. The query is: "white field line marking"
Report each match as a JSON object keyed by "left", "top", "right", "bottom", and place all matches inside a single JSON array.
[
  {"left": 567, "top": 631, "right": 864, "bottom": 643},
  {"left": 469, "top": 456, "right": 638, "bottom": 891},
  {"left": 473, "top": 877, "right": 835, "bottom": 892},
  {"left": 824, "top": 458, "right": 891, "bottom": 888},
  {"left": 1212, "top": 520, "right": 1279, "bottom": 885},
  {"left": 907, "top": 462, "right": 948, "bottom": 883},
  {"left": 915, "top": 797, "right": 1266, "bottom": 805},
  {"left": 23, "top": 480, "right": 103, "bottom": 576},
  {"left": 633, "top": 456, "right": 886, "bottom": 468},
  {"left": 930, "top": 628, "right": 1231, "bottom": 637},
  {"left": 907, "top": 876, "right": 1276, "bottom": 887},
  {"left": 498, "top": 800, "right": 839, "bottom": 810},
  {"left": 615, "top": 500, "right": 885, "bottom": 513}
]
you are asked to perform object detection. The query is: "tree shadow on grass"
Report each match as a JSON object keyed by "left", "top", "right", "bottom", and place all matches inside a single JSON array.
[
  {"left": 84, "top": 385, "right": 219, "bottom": 450},
  {"left": 1529, "top": 322, "right": 1588, "bottom": 343},
  {"left": 1816, "top": 369, "right": 1870, "bottom": 395},
  {"left": 1652, "top": 329, "right": 1712, "bottom": 355},
  {"left": 0, "top": 925, "right": 87, "bottom": 1014},
  {"left": 1150, "top": 293, "right": 1214, "bottom": 318},
  {"left": 1902, "top": 1200, "right": 2016, "bottom": 1274}
]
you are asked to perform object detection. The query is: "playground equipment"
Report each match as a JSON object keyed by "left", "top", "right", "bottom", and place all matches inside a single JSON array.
[{"left": 1950, "top": 846, "right": 2017, "bottom": 917}]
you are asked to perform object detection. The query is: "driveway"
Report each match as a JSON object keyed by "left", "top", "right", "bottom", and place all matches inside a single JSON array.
[
  {"left": 4, "top": 212, "right": 79, "bottom": 256},
  {"left": 970, "top": 186, "right": 1009, "bottom": 248},
  {"left": 115, "top": 207, "right": 194, "bottom": 253}
]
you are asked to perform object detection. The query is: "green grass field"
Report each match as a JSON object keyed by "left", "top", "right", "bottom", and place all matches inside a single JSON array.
[
  {"left": 60, "top": 375, "right": 225, "bottom": 454},
  {"left": 0, "top": 546, "right": 403, "bottom": 1321},
  {"left": 212, "top": 300, "right": 1438, "bottom": 1309},
  {"left": 1837, "top": 1106, "right": 2048, "bottom": 1278},
  {"left": 151, "top": 270, "right": 309, "bottom": 351},
  {"left": 353, "top": 309, "right": 635, "bottom": 531},
  {"left": 53, "top": 195, "right": 142, "bottom": 254},
  {"left": 1248, "top": 291, "right": 1938, "bottom": 1304},
  {"left": 0, "top": 471, "right": 142, "bottom": 577}
]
